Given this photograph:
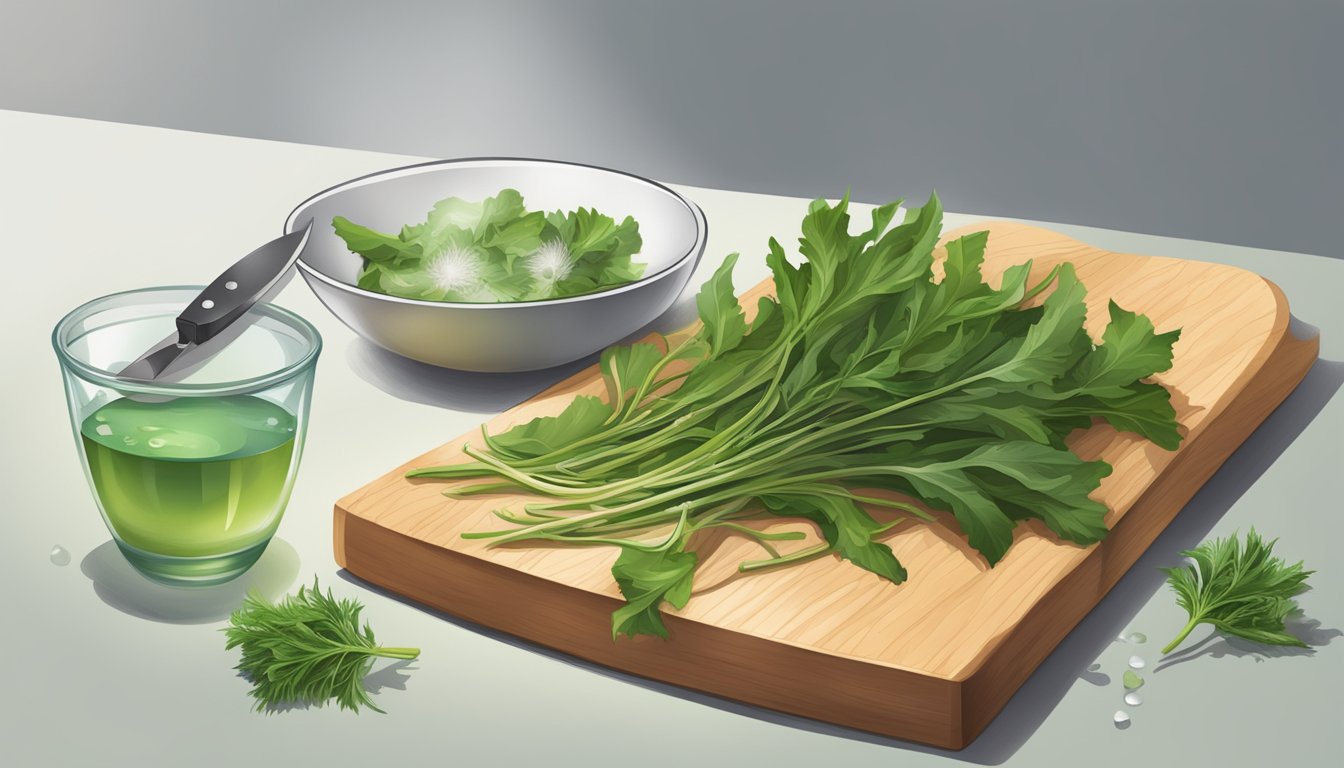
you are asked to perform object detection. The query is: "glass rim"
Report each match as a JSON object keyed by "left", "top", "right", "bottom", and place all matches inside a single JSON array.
[{"left": 52, "top": 285, "right": 322, "bottom": 397}]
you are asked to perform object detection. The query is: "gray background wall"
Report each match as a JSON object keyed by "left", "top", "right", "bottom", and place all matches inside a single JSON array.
[{"left": 2, "top": 0, "right": 1339, "bottom": 257}]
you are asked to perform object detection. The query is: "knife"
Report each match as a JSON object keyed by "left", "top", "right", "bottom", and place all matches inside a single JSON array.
[{"left": 117, "top": 220, "right": 313, "bottom": 382}]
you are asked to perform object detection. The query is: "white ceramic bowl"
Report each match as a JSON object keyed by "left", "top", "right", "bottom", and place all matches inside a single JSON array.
[{"left": 286, "top": 158, "right": 707, "bottom": 372}]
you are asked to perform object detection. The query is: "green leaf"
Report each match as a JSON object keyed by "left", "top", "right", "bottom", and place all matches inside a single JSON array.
[
  {"left": 831, "top": 193, "right": 942, "bottom": 318},
  {"left": 763, "top": 488, "right": 907, "bottom": 583},
  {"left": 474, "top": 257, "right": 535, "bottom": 303},
  {"left": 487, "top": 395, "right": 614, "bottom": 459},
  {"left": 1161, "top": 529, "right": 1314, "bottom": 653},
  {"left": 695, "top": 252, "right": 747, "bottom": 357},
  {"left": 545, "top": 207, "right": 643, "bottom": 261},
  {"left": 983, "top": 263, "right": 1091, "bottom": 384},
  {"left": 378, "top": 264, "right": 442, "bottom": 300},
  {"left": 1068, "top": 300, "right": 1181, "bottom": 395},
  {"left": 765, "top": 236, "right": 804, "bottom": 325},
  {"left": 882, "top": 457, "right": 1017, "bottom": 565},
  {"left": 1065, "top": 381, "right": 1183, "bottom": 450},
  {"left": 902, "top": 389, "right": 1057, "bottom": 444},
  {"left": 425, "top": 195, "right": 486, "bottom": 233},
  {"left": 472, "top": 188, "right": 527, "bottom": 237},
  {"left": 481, "top": 210, "right": 546, "bottom": 263},
  {"left": 332, "top": 216, "right": 418, "bottom": 264},
  {"left": 796, "top": 193, "right": 853, "bottom": 309},
  {"left": 953, "top": 442, "right": 1113, "bottom": 546},
  {"left": 611, "top": 545, "right": 698, "bottom": 639},
  {"left": 600, "top": 342, "right": 666, "bottom": 408},
  {"left": 356, "top": 263, "right": 386, "bottom": 292}
]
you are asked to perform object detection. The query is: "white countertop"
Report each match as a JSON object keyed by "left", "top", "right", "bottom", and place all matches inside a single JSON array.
[{"left": 2, "top": 109, "right": 1339, "bottom": 768}]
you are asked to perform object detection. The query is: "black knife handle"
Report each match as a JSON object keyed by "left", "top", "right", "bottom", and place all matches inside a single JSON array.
[{"left": 175, "top": 223, "right": 310, "bottom": 345}]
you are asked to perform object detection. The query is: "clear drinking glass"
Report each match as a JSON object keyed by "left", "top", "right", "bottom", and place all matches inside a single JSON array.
[{"left": 52, "top": 287, "right": 321, "bottom": 586}]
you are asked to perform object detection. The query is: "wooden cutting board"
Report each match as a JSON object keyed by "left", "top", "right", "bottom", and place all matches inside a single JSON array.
[{"left": 333, "top": 221, "right": 1316, "bottom": 749}]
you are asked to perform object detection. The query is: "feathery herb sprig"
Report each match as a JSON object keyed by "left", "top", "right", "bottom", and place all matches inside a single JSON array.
[
  {"left": 1162, "top": 529, "right": 1314, "bottom": 654},
  {"left": 224, "top": 578, "right": 420, "bottom": 713}
]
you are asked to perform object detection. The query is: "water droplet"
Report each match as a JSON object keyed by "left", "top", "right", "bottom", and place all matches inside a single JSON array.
[
  {"left": 224, "top": 280, "right": 238, "bottom": 290},
  {"left": 1087, "top": 663, "right": 1101, "bottom": 672},
  {"left": 122, "top": 436, "right": 137, "bottom": 446},
  {"left": 138, "top": 425, "right": 162, "bottom": 433},
  {"left": 1113, "top": 710, "right": 1131, "bottom": 728},
  {"left": 1128, "top": 655, "right": 1145, "bottom": 669},
  {"left": 1128, "top": 632, "right": 1147, "bottom": 644},
  {"left": 147, "top": 437, "right": 166, "bottom": 449},
  {"left": 1124, "top": 692, "right": 1143, "bottom": 707},
  {"left": 265, "top": 417, "right": 279, "bottom": 427},
  {"left": 94, "top": 413, "right": 107, "bottom": 422},
  {"left": 50, "top": 545, "right": 70, "bottom": 566},
  {"left": 95, "top": 424, "right": 113, "bottom": 436},
  {"left": 201, "top": 299, "right": 215, "bottom": 309},
  {"left": 1116, "top": 632, "right": 1127, "bottom": 642},
  {"left": 1123, "top": 670, "right": 1144, "bottom": 690}
]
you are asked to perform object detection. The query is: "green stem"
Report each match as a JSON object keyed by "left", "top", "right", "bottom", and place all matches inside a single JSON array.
[
  {"left": 1162, "top": 617, "right": 1201, "bottom": 654},
  {"left": 407, "top": 462, "right": 493, "bottom": 479},
  {"left": 810, "top": 488, "right": 934, "bottom": 522},
  {"left": 504, "top": 416, "right": 874, "bottom": 516},
  {"left": 553, "top": 334, "right": 795, "bottom": 479},
  {"left": 488, "top": 406, "right": 666, "bottom": 471},
  {"left": 492, "top": 507, "right": 564, "bottom": 524},
  {"left": 612, "top": 335, "right": 696, "bottom": 423},
  {"left": 462, "top": 445, "right": 603, "bottom": 497},
  {"left": 739, "top": 543, "right": 833, "bottom": 573},
  {"left": 556, "top": 359, "right": 784, "bottom": 478},
  {"left": 703, "top": 522, "right": 807, "bottom": 542},
  {"left": 441, "top": 481, "right": 518, "bottom": 497},
  {"left": 371, "top": 646, "right": 421, "bottom": 660}
]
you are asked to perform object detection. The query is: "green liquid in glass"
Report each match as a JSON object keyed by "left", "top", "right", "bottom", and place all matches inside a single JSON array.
[{"left": 80, "top": 395, "right": 297, "bottom": 562}]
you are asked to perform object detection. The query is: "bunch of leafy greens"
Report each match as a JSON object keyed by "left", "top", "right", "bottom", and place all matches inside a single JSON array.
[
  {"left": 410, "top": 193, "right": 1184, "bottom": 640},
  {"left": 1161, "top": 529, "right": 1314, "bottom": 654},
  {"left": 333, "top": 188, "right": 644, "bottom": 303},
  {"left": 224, "top": 578, "right": 420, "bottom": 713}
]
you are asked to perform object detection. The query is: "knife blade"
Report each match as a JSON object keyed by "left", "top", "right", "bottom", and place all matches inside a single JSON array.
[{"left": 117, "top": 221, "right": 313, "bottom": 382}]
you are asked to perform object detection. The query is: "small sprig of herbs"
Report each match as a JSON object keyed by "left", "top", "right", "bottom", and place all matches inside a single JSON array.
[
  {"left": 224, "top": 578, "right": 420, "bottom": 714},
  {"left": 1161, "top": 529, "right": 1314, "bottom": 654},
  {"left": 333, "top": 188, "right": 644, "bottom": 303},
  {"left": 412, "top": 192, "right": 1185, "bottom": 640}
]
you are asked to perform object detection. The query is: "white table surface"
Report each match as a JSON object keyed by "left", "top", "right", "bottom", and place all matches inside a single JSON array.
[{"left": 1, "top": 109, "right": 1339, "bottom": 768}]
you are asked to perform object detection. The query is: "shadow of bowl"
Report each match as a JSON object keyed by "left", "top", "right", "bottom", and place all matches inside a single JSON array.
[
  {"left": 343, "top": 285, "right": 702, "bottom": 412},
  {"left": 346, "top": 338, "right": 594, "bottom": 413},
  {"left": 80, "top": 537, "right": 301, "bottom": 624}
]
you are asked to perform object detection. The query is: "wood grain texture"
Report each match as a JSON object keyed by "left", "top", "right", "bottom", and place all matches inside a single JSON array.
[{"left": 334, "top": 221, "right": 1317, "bottom": 749}]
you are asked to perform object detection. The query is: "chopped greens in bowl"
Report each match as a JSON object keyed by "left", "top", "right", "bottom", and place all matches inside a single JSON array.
[{"left": 332, "top": 189, "right": 645, "bottom": 303}]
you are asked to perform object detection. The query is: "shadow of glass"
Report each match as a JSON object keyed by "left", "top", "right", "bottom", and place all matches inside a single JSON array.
[
  {"left": 80, "top": 537, "right": 301, "bottom": 624},
  {"left": 343, "top": 291, "right": 702, "bottom": 413},
  {"left": 335, "top": 355, "right": 1342, "bottom": 764},
  {"left": 1154, "top": 613, "right": 1342, "bottom": 672}
]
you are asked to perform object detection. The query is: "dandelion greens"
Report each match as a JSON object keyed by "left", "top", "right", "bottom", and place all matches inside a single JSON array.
[
  {"left": 410, "top": 193, "right": 1185, "bottom": 640},
  {"left": 334, "top": 188, "right": 644, "bottom": 303}
]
